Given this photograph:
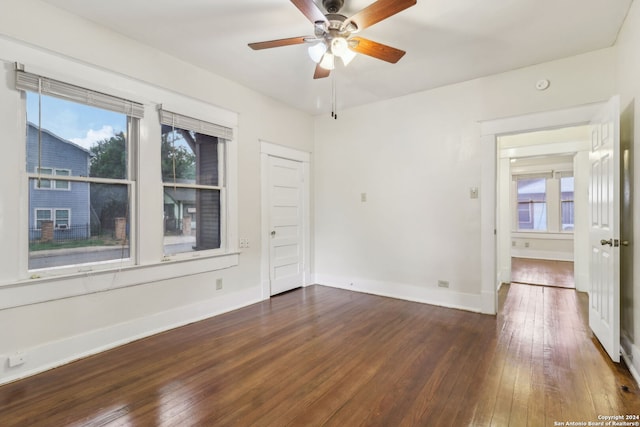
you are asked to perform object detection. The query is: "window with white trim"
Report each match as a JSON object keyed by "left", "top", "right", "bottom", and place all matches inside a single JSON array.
[
  {"left": 18, "top": 70, "right": 142, "bottom": 270},
  {"left": 34, "top": 208, "right": 71, "bottom": 229},
  {"left": 159, "top": 109, "right": 232, "bottom": 256},
  {"left": 513, "top": 171, "right": 574, "bottom": 233},
  {"left": 33, "top": 167, "right": 71, "bottom": 190}
]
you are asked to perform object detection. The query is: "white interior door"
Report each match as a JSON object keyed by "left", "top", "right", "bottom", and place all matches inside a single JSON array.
[
  {"left": 268, "top": 155, "right": 304, "bottom": 295},
  {"left": 588, "top": 95, "right": 620, "bottom": 362}
]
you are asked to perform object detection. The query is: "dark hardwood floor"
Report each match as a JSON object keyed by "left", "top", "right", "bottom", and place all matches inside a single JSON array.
[
  {"left": 0, "top": 284, "right": 638, "bottom": 426},
  {"left": 511, "top": 257, "right": 575, "bottom": 288}
]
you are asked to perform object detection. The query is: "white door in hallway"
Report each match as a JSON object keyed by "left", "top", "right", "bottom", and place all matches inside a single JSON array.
[
  {"left": 588, "top": 95, "right": 620, "bottom": 363},
  {"left": 268, "top": 156, "right": 304, "bottom": 295}
]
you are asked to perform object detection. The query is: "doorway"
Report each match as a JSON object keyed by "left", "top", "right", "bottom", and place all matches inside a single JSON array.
[{"left": 260, "top": 141, "right": 311, "bottom": 299}]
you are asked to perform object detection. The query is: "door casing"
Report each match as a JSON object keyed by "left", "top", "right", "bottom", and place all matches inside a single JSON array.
[{"left": 260, "top": 141, "right": 311, "bottom": 299}]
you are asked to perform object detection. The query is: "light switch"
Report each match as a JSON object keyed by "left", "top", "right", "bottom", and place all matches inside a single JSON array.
[
  {"left": 361, "top": 193, "right": 367, "bottom": 202},
  {"left": 470, "top": 187, "right": 479, "bottom": 199}
]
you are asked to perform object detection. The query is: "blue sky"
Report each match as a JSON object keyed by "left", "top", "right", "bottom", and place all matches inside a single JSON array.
[{"left": 26, "top": 93, "right": 127, "bottom": 150}]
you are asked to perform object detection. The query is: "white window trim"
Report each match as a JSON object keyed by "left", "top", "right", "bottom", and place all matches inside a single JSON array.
[
  {"left": 35, "top": 208, "right": 52, "bottom": 229},
  {"left": 511, "top": 173, "right": 574, "bottom": 234},
  {"left": 54, "top": 208, "right": 71, "bottom": 229},
  {"left": 0, "top": 39, "right": 239, "bottom": 309},
  {"left": 159, "top": 107, "right": 237, "bottom": 262},
  {"left": 33, "top": 167, "right": 72, "bottom": 191}
]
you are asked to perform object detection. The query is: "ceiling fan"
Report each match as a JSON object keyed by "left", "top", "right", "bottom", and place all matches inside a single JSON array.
[{"left": 249, "top": 0, "right": 417, "bottom": 79}]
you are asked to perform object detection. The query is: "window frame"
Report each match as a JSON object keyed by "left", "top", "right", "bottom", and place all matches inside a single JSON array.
[
  {"left": 21, "top": 74, "right": 140, "bottom": 274},
  {"left": 512, "top": 171, "right": 574, "bottom": 234},
  {"left": 3, "top": 58, "right": 238, "bottom": 301},
  {"left": 159, "top": 109, "right": 232, "bottom": 260},
  {"left": 33, "top": 167, "right": 71, "bottom": 191}
]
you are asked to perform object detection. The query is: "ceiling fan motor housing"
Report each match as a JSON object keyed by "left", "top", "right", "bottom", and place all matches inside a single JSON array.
[{"left": 322, "top": 0, "right": 344, "bottom": 14}]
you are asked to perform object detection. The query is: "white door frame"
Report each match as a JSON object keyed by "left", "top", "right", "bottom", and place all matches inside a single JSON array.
[
  {"left": 480, "top": 102, "right": 606, "bottom": 315},
  {"left": 260, "top": 141, "right": 311, "bottom": 300}
]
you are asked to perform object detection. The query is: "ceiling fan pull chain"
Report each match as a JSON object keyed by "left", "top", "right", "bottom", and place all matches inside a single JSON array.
[{"left": 331, "top": 73, "right": 337, "bottom": 120}]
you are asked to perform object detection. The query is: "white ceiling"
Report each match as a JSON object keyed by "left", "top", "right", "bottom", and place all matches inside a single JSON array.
[{"left": 41, "top": 0, "right": 632, "bottom": 115}]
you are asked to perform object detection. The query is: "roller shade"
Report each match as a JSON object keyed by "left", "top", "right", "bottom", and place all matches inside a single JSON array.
[
  {"left": 159, "top": 108, "right": 233, "bottom": 140},
  {"left": 16, "top": 70, "right": 144, "bottom": 118}
]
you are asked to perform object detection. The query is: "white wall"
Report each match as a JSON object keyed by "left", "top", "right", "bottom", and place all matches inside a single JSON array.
[
  {"left": 0, "top": 0, "right": 313, "bottom": 384},
  {"left": 616, "top": 0, "right": 640, "bottom": 384},
  {"left": 314, "top": 48, "right": 616, "bottom": 313}
]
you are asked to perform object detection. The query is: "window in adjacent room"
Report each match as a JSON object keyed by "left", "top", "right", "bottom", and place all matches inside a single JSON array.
[
  {"left": 18, "top": 70, "right": 143, "bottom": 271},
  {"left": 517, "top": 177, "right": 547, "bottom": 231},
  {"left": 560, "top": 175, "right": 574, "bottom": 231}
]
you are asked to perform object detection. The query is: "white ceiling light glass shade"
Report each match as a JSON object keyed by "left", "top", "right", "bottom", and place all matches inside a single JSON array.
[
  {"left": 319, "top": 53, "right": 335, "bottom": 70},
  {"left": 330, "top": 37, "right": 348, "bottom": 57},
  {"left": 308, "top": 42, "right": 327, "bottom": 63},
  {"left": 340, "top": 48, "right": 357, "bottom": 66}
]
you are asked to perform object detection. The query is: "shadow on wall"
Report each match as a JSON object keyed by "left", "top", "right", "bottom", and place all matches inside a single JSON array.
[{"left": 620, "top": 100, "right": 635, "bottom": 350}]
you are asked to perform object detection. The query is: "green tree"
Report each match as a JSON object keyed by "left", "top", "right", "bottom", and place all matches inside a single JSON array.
[
  {"left": 89, "top": 132, "right": 127, "bottom": 179},
  {"left": 161, "top": 131, "right": 196, "bottom": 181}
]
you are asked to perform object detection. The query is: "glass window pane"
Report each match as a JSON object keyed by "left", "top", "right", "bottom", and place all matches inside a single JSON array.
[
  {"left": 163, "top": 188, "right": 220, "bottom": 255},
  {"left": 161, "top": 126, "right": 218, "bottom": 186},
  {"left": 28, "top": 181, "right": 130, "bottom": 270},
  {"left": 517, "top": 178, "right": 547, "bottom": 231},
  {"left": 26, "top": 93, "right": 128, "bottom": 180},
  {"left": 26, "top": 91, "right": 132, "bottom": 270},
  {"left": 561, "top": 176, "right": 574, "bottom": 231}
]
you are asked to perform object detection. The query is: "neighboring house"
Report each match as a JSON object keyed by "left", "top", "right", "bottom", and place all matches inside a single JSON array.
[
  {"left": 164, "top": 185, "right": 196, "bottom": 234},
  {"left": 26, "top": 122, "right": 91, "bottom": 241}
]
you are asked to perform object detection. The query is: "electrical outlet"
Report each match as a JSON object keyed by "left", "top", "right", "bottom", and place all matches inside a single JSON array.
[
  {"left": 438, "top": 280, "right": 449, "bottom": 288},
  {"left": 216, "top": 278, "right": 223, "bottom": 290},
  {"left": 239, "top": 238, "right": 249, "bottom": 249},
  {"left": 524, "top": 242, "right": 530, "bottom": 248}
]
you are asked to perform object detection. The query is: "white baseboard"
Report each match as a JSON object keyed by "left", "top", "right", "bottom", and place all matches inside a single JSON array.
[
  {"left": 621, "top": 332, "right": 640, "bottom": 387},
  {"left": 0, "top": 285, "right": 262, "bottom": 386},
  {"left": 315, "top": 274, "right": 487, "bottom": 314}
]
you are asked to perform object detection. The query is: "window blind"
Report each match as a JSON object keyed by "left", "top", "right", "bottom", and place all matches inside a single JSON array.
[
  {"left": 15, "top": 70, "right": 144, "bottom": 118},
  {"left": 159, "top": 108, "right": 233, "bottom": 140}
]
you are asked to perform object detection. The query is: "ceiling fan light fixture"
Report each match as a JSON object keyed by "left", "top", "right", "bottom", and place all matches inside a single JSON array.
[
  {"left": 340, "top": 48, "right": 357, "bottom": 66},
  {"left": 330, "top": 37, "right": 349, "bottom": 57},
  {"left": 308, "top": 42, "right": 327, "bottom": 63},
  {"left": 319, "top": 53, "right": 335, "bottom": 70}
]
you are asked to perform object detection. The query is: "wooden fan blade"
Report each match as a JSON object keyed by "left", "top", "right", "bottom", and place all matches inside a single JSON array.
[
  {"left": 350, "top": 37, "right": 406, "bottom": 63},
  {"left": 347, "top": 0, "right": 416, "bottom": 31},
  {"left": 313, "top": 64, "right": 331, "bottom": 79},
  {"left": 291, "top": 0, "right": 328, "bottom": 24},
  {"left": 248, "top": 36, "right": 308, "bottom": 50}
]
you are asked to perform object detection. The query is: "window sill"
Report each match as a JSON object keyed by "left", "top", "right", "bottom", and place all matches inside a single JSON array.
[{"left": 0, "top": 251, "right": 240, "bottom": 310}]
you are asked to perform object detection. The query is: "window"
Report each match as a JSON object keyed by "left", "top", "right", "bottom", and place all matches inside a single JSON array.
[
  {"left": 560, "top": 176, "right": 574, "bottom": 231},
  {"left": 517, "top": 178, "right": 547, "bottom": 231},
  {"left": 34, "top": 208, "right": 71, "bottom": 229},
  {"left": 33, "top": 167, "right": 71, "bottom": 190},
  {"left": 18, "top": 70, "right": 143, "bottom": 271},
  {"left": 159, "top": 109, "right": 232, "bottom": 256},
  {"left": 513, "top": 171, "right": 574, "bottom": 234},
  {"left": 35, "top": 209, "right": 51, "bottom": 229}
]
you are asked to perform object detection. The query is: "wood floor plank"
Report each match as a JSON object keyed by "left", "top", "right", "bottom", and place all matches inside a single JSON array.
[{"left": 0, "top": 284, "right": 638, "bottom": 426}]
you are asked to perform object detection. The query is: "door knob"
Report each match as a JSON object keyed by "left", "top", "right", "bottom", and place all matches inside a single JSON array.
[
  {"left": 600, "top": 239, "right": 613, "bottom": 246},
  {"left": 621, "top": 240, "right": 629, "bottom": 246}
]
